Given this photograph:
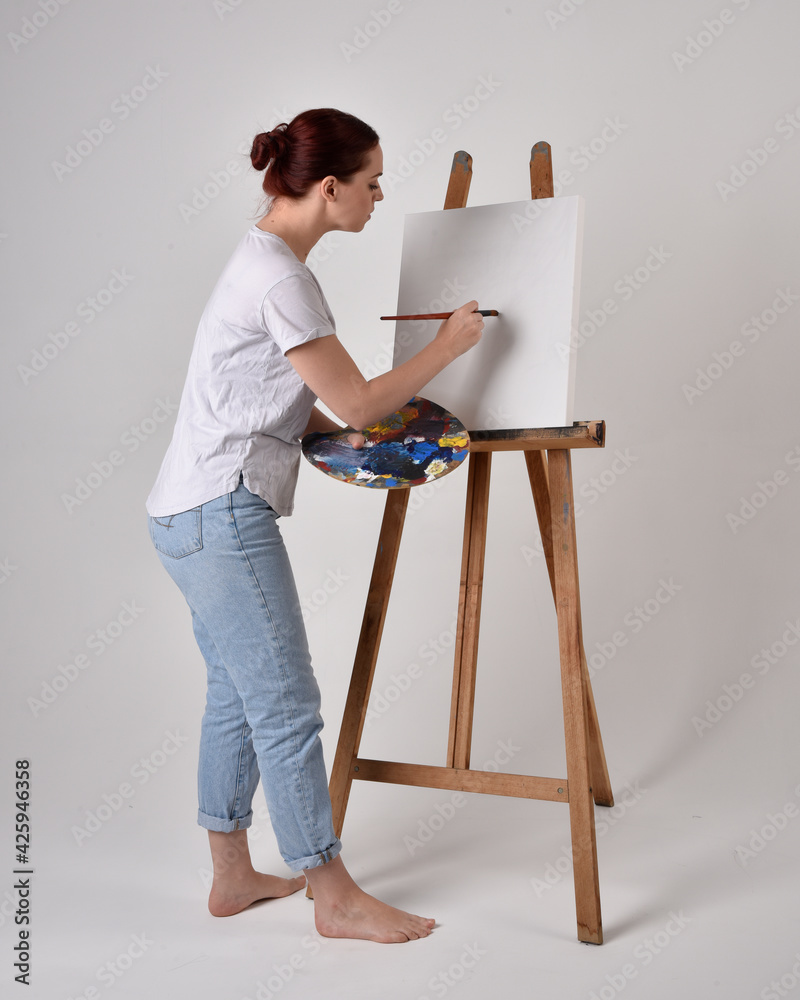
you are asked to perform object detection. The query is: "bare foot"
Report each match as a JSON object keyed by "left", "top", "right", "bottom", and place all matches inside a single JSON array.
[
  {"left": 208, "top": 871, "right": 306, "bottom": 917},
  {"left": 206, "top": 829, "right": 305, "bottom": 917},
  {"left": 305, "top": 855, "right": 434, "bottom": 943},
  {"left": 315, "top": 888, "right": 435, "bottom": 942}
]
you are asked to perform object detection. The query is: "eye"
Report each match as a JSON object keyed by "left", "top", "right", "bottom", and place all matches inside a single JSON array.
[{"left": 369, "top": 184, "right": 379, "bottom": 191}]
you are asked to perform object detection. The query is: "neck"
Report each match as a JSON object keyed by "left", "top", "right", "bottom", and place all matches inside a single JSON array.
[{"left": 256, "top": 201, "right": 329, "bottom": 264}]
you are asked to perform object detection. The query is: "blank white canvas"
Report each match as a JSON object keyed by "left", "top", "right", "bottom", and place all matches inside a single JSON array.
[{"left": 391, "top": 196, "right": 584, "bottom": 430}]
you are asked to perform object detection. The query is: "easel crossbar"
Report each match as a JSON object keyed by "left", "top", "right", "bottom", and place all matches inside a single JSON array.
[{"left": 350, "top": 758, "right": 568, "bottom": 802}]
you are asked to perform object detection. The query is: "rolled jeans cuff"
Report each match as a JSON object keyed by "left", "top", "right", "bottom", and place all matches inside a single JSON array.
[
  {"left": 287, "top": 837, "right": 343, "bottom": 872},
  {"left": 198, "top": 808, "right": 254, "bottom": 833}
]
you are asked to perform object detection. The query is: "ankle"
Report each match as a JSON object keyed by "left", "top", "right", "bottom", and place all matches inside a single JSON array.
[
  {"left": 208, "top": 829, "right": 255, "bottom": 882},
  {"left": 304, "top": 855, "right": 357, "bottom": 899}
]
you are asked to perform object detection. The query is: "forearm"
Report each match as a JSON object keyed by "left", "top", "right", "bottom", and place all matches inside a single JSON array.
[
  {"left": 289, "top": 336, "right": 453, "bottom": 431},
  {"left": 351, "top": 338, "right": 453, "bottom": 428},
  {"left": 302, "top": 405, "right": 343, "bottom": 437},
  {"left": 286, "top": 302, "right": 483, "bottom": 431},
  {"left": 302, "top": 403, "right": 366, "bottom": 450}
]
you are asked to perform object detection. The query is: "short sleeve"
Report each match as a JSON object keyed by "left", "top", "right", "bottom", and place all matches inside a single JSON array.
[{"left": 260, "top": 271, "right": 336, "bottom": 355}]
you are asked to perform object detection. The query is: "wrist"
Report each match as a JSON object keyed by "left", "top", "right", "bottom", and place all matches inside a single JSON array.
[{"left": 426, "top": 335, "right": 457, "bottom": 369}]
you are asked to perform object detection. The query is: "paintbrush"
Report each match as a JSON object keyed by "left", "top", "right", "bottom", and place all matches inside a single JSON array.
[{"left": 380, "top": 309, "right": 499, "bottom": 320}]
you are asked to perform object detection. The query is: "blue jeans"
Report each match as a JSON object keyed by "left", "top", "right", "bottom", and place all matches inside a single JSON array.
[{"left": 148, "top": 478, "right": 342, "bottom": 871}]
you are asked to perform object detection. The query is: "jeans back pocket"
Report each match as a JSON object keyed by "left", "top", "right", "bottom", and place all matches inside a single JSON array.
[{"left": 149, "top": 508, "right": 203, "bottom": 558}]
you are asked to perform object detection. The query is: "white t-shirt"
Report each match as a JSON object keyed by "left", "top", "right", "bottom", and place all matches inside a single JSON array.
[{"left": 146, "top": 227, "right": 336, "bottom": 518}]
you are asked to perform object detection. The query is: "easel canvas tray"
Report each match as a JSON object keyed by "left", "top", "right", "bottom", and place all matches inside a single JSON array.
[{"left": 391, "top": 196, "right": 584, "bottom": 430}]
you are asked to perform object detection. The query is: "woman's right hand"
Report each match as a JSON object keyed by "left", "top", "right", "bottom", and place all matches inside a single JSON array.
[{"left": 434, "top": 300, "right": 484, "bottom": 361}]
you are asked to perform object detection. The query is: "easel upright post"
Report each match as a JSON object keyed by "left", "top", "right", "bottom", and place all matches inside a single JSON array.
[
  {"left": 526, "top": 141, "right": 613, "bottom": 812},
  {"left": 442, "top": 151, "right": 490, "bottom": 772}
]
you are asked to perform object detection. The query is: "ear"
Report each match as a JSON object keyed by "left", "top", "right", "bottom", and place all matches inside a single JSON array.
[{"left": 319, "top": 175, "right": 338, "bottom": 203}]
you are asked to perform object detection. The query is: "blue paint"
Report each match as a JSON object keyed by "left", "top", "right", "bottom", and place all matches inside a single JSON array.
[{"left": 302, "top": 397, "right": 469, "bottom": 490}]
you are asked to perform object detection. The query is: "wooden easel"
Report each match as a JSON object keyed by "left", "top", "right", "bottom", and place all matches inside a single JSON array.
[{"left": 314, "top": 144, "right": 613, "bottom": 944}]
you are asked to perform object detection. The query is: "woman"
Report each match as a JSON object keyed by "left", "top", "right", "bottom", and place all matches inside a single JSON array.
[{"left": 146, "top": 108, "right": 483, "bottom": 943}]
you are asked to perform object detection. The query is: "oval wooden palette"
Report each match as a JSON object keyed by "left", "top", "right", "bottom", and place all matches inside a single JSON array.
[{"left": 302, "top": 397, "right": 470, "bottom": 489}]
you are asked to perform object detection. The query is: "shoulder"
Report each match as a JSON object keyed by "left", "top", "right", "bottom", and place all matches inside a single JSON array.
[
  {"left": 243, "top": 227, "right": 307, "bottom": 279},
  {"left": 213, "top": 227, "right": 316, "bottom": 304},
  {"left": 220, "top": 226, "right": 303, "bottom": 278}
]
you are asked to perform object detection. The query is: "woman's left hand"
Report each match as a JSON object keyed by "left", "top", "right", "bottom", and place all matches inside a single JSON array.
[{"left": 347, "top": 431, "right": 366, "bottom": 450}]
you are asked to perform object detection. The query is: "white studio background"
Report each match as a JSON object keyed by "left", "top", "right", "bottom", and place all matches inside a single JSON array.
[{"left": 2, "top": 2, "right": 799, "bottom": 998}]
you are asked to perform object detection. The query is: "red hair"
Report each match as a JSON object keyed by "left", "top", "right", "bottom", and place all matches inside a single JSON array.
[{"left": 250, "top": 108, "right": 380, "bottom": 199}]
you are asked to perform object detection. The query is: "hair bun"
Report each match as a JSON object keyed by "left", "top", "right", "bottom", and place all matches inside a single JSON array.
[{"left": 250, "top": 125, "right": 290, "bottom": 171}]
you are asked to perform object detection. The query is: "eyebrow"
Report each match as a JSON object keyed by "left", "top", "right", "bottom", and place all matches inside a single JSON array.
[{"left": 371, "top": 172, "right": 383, "bottom": 178}]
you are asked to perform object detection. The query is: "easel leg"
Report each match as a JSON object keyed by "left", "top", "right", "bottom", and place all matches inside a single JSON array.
[
  {"left": 447, "top": 451, "right": 492, "bottom": 770},
  {"left": 547, "top": 449, "right": 603, "bottom": 944},
  {"left": 525, "top": 451, "right": 613, "bottom": 808},
  {"left": 583, "top": 663, "right": 613, "bottom": 808},
  {"left": 305, "top": 489, "right": 409, "bottom": 899}
]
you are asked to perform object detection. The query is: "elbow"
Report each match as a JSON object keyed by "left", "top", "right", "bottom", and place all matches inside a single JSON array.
[
  {"left": 340, "top": 404, "right": 374, "bottom": 432},
  {"left": 335, "top": 387, "right": 378, "bottom": 431},
  {"left": 322, "top": 380, "right": 385, "bottom": 431}
]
